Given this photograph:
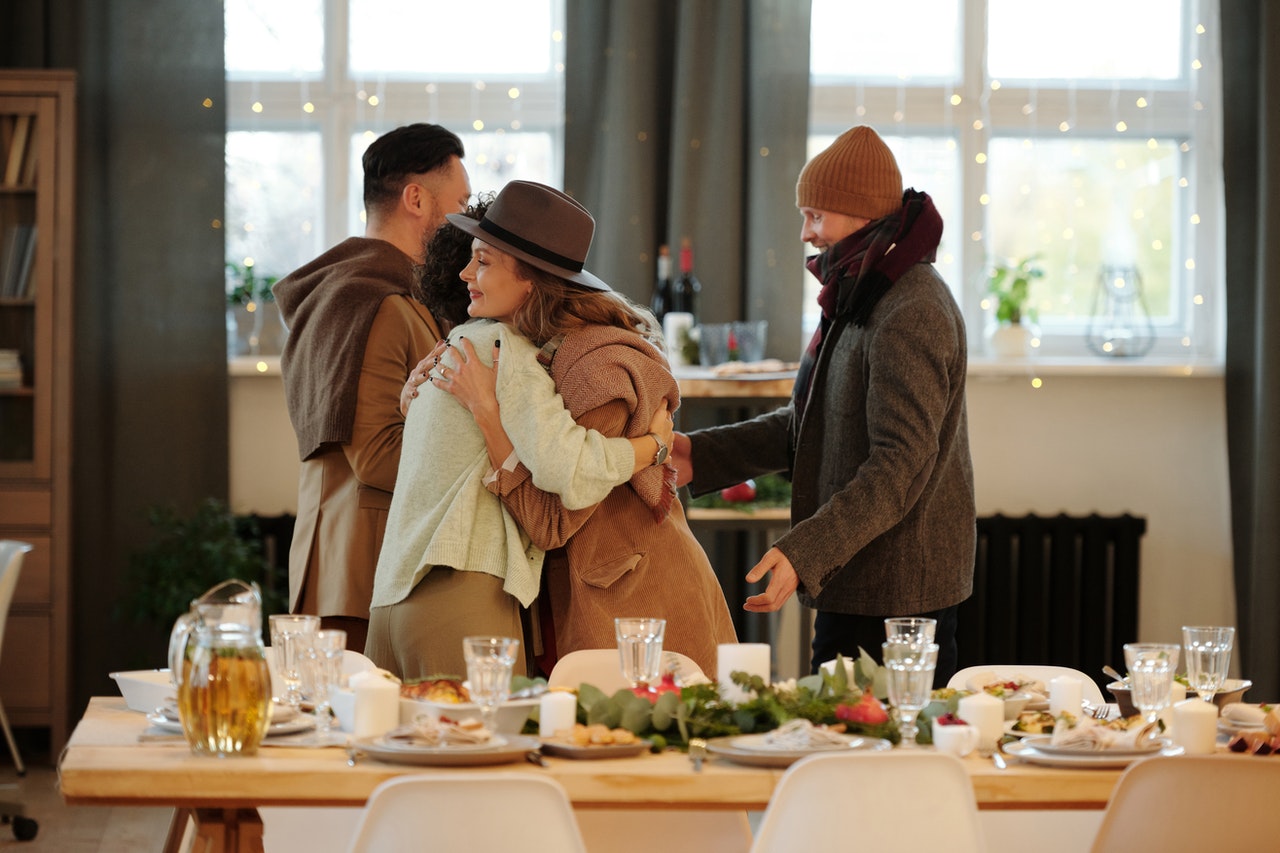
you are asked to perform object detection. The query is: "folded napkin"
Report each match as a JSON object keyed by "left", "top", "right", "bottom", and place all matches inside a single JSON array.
[
  {"left": 1221, "top": 702, "right": 1268, "bottom": 728},
  {"left": 1049, "top": 713, "right": 1155, "bottom": 751},
  {"left": 385, "top": 715, "right": 493, "bottom": 747},
  {"left": 758, "top": 719, "right": 849, "bottom": 750}
]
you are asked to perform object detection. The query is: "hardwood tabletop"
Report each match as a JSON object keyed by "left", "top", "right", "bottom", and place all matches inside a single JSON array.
[{"left": 60, "top": 698, "right": 1126, "bottom": 812}]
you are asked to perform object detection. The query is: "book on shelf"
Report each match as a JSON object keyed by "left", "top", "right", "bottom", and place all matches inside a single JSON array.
[
  {"left": 0, "top": 224, "right": 36, "bottom": 298},
  {"left": 3, "top": 114, "right": 32, "bottom": 186}
]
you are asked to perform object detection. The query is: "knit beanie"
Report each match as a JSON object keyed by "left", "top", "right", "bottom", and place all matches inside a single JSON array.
[{"left": 796, "top": 126, "right": 903, "bottom": 221}]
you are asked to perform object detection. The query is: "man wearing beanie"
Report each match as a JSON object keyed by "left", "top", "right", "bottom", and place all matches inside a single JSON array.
[{"left": 673, "top": 125, "right": 975, "bottom": 684}]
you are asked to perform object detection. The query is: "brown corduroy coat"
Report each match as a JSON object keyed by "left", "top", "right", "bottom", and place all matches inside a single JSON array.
[{"left": 489, "top": 325, "right": 738, "bottom": 676}]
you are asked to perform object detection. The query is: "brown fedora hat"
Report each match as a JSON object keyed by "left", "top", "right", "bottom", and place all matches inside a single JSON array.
[{"left": 446, "top": 180, "right": 611, "bottom": 291}]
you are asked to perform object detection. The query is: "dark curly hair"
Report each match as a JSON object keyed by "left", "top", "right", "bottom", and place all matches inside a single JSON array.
[{"left": 415, "top": 193, "right": 494, "bottom": 331}]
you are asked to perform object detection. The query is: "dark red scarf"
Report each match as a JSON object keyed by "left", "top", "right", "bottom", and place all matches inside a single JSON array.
[{"left": 793, "top": 190, "right": 944, "bottom": 424}]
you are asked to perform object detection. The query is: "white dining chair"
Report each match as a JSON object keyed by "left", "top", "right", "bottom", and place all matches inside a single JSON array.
[
  {"left": 1090, "top": 755, "right": 1280, "bottom": 852},
  {"left": 547, "top": 648, "right": 751, "bottom": 853},
  {"left": 948, "top": 664, "right": 1105, "bottom": 705},
  {"left": 0, "top": 540, "right": 32, "bottom": 777},
  {"left": 750, "top": 750, "right": 985, "bottom": 853},
  {"left": 547, "top": 647, "right": 708, "bottom": 693},
  {"left": 345, "top": 772, "right": 587, "bottom": 853}
]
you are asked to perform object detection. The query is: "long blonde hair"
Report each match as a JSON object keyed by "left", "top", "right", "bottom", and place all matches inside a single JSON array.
[{"left": 506, "top": 260, "right": 663, "bottom": 350}]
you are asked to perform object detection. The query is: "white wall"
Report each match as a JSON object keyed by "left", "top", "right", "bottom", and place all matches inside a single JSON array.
[{"left": 231, "top": 359, "right": 1236, "bottom": 656}]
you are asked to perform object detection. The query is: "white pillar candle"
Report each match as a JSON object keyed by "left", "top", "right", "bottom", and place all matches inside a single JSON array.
[
  {"left": 1172, "top": 697, "right": 1217, "bottom": 755},
  {"left": 349, "top": 670, "right": 400, "bottom": 738},
  {"left": 539, "top": 691, "right": 578, "bottom": 738},
  {"left": 1160, "top": 682, "right": 1188, "bottom": 734},
  {"left": 957, "top": 692, "right": 1004, "bottom": 754},
  {"left": 717, "top": 643, "right": 771, "bottom": 704},
  {"left": 1049, "top": 675, "right": 1083, "bottom": 718}
]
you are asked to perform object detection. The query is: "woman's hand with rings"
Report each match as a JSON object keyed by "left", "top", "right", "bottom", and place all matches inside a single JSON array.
[
  {"left": 435, "top": 336, "right": 499, "bottom": 420},
  {"left": 400, "top": 339, "right": 450, "bottom": 416}
]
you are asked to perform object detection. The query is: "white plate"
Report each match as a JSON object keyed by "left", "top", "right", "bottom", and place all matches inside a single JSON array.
[
  {"left": 539, "top": 739, "right": 650, "bottom": 760},
  {"left": 706, "top": 734, "right": 891, "bottom": 767},
  {"left": 356, "top": 733, "right": 540, "bottom": 767},
  {"left": 399, "top": 696, "right": 539, "bottom": 734},
  {"left": 146, "top": 711, "right": 316, "bottom": 738},
  {"left": 1004, "top": 737, "right": 1181, "bottom": 768},
  {"left": 1020, "top": 734, "right": 1163, "bottom": 757},
  {"left": 731, "top": 733, "right": 865, "bottom": 753},
  {"left": 376, "top": 733, "right": 508, "bottom": 753}
]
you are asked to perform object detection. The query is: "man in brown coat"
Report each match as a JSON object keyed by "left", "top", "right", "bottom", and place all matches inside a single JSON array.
[{"left": 273, "top": 124, "right": 471, "bottom": 652}]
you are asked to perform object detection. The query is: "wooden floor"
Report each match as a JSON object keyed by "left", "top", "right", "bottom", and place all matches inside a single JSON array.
[{"left": 1, "top": 735, "right": 173, "bottom": 852}]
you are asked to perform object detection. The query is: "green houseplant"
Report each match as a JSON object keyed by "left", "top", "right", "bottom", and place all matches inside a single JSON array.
[
  {"left": 226, "top": 261, "right": 287, "bottom": 356},
  {"left": 985, "top": 255, "right": 1043, "bottom": 357}
]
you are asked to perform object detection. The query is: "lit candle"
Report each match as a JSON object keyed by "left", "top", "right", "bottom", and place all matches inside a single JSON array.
[
  {"left": 539, "top": 690, "right": 578, "bottom": 738},
  {"left": 1049, "top": 676, "right": 1083, "bottom": 718},
  {"left": 717, "top": 643, "right": 771, "bottom": 704},
  {"left": 1172, "top": 697, "right": 1217, "bottom": 755},
  {"left": 349, "top": 670, "right": 400, "bottom": 738},
  {"left": 957, "top": 692, "right": 1004, "bottom": 754}
]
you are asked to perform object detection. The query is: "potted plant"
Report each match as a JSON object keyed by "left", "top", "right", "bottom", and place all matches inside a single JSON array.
[
  {"left": 226, "top": 261, "right": 286, "bottom": 356},
  {"left": 984, "top": 255, "right": 1043, "bottom": 357}
]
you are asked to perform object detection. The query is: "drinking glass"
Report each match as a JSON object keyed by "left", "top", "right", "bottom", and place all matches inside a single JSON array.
[
  {"left": 462, "top": 636, "right": 521, "bottom": 733},
  {"left": 1182, "top": 625, "right": 1235, "bottom": 703},
  {"left": 302, "top": 629, "right": 346, "bottom": 741},
  {"left": 268, "top": 613, "right": 319, "bottom": 709},
  {"left": 884, "top": 617, "right": 937, "bottom": 647},
  {"left": 615, "top": 617, "right": 666, "bottom": 688},
  {"left": 882, "top": 641, "right": 939, "bottom": 747},
  {"left": 1123, "top": 642, "right": 1180, "bottom": 725}
]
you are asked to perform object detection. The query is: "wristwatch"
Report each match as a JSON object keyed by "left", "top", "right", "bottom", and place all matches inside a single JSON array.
[{"left": 647, "top": 432, "right": 670, "bottom": 467}]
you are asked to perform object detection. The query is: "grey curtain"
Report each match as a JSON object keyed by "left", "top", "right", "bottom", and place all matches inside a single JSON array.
[
  {"left": 1221, "top": 0, "right": 1280, "bottom": 699},
  {"left": 563, "top": 0, "right": 812, "bottom": 361},
  {"left": 2, "top": 1, "right": 229, "bottom": 710}
]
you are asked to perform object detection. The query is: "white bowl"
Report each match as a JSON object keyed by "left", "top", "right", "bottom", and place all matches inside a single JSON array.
[
  {"left": 110, "top": 669, "right": 175, "bottom": 713},
  {"left": 399, "top": 696, "right": 539, "bottom": 734}
]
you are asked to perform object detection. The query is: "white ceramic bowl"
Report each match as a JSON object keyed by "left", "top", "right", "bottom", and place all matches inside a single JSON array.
[
  {"left": 110, "top": 669, "right": 175, "bottom": 713},
  {"left": 399, "top": 696, "right": 540, "bottom": 734}
]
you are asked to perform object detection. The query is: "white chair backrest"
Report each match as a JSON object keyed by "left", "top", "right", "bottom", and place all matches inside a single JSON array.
[
  {"left": 1091, "top": 755, "right": 1280, "bottom": 852},
  {"left": 948, "top": 664, "right": 1105, "bottom": 704},
  {"left": 0, "top": 541, "right": 33, "bottom": 649},
  {"left": 342, "top": 649, "right": 377, "bottom": 677},
  {"left": 750, "top": 750, "right": 985, "bottom": 853},
  {"left": 548, "top": 648, "right": 707, "bottom": 693},
  {"left": 345, "top": 772, "right": 587, "bottom": 853}
]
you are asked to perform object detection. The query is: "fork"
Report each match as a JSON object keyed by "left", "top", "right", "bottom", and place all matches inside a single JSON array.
[
  {"left": 1083, "top": 702, "right": 1111, "bottom": 720},
  {"left": 688, "top": 738, "right": 707, "bottom": 772}
]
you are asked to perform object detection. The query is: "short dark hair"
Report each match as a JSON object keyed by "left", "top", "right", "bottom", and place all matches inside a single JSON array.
[{"left": 362, "top": 123, "right": 465, "bottom": 213}]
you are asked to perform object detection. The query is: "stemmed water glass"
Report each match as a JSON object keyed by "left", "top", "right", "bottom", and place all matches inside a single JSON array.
[
  {"left": 1122, "top": 642, "right": 1180, "bottom": 726},
  {"left": 302, "top": 629, "right": 346, "bottom": 742},
  {"left": 882, "top": 641, "right": 939, "bottom": 747},
  {"left": 1182, "top": 625, "right": 1235, "bottom": 703},
  {"left": 462, "top": 636, "right": 521, "bottom": 734},
  {"left": 615, "top": 617, "right": 666, "bottom": 689},
  {"left": 268, "top": 613, "right": 319, "bottom": 709}
]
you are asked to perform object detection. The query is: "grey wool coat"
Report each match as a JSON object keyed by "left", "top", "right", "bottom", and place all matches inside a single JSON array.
[{"left": 688, "top": 262, "right": 976, "bottom": 615}]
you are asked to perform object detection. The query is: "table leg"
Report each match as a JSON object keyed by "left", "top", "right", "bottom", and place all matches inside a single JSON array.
[
  {"left": 188, "top": 808, "right": 265, "bottom": 853},
  {"left": 163, "top": 808, "right": 192, "bottom": 853}
]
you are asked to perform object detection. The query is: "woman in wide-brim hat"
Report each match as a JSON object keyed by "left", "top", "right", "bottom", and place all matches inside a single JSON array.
[{"left": 372, "top": 180, "right": 738, "bottom": 679}]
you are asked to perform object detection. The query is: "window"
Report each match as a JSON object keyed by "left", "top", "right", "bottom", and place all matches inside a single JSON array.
[
  {"left": 808, "top": 0, "right": 1222, "bottom": 361},
  {"left": 224, "top": 0, "right": 565, "bottom": 287}
]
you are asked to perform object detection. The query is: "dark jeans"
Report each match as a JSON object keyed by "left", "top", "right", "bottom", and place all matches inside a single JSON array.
[{"left": 810, "top": 605, "right": 959, "bottom": 688}]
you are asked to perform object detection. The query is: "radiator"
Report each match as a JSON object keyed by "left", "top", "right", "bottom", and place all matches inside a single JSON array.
[{"left": 956, "top": 513, "right": 1146, "bottom": 691}]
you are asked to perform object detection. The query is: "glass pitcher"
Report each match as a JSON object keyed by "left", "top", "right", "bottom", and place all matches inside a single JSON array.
[{"left": 167, "top": 578, "right": 272, "bottom": 756}]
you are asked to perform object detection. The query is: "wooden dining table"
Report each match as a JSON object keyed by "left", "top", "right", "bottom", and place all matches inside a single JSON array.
[{"left": 56, "top": 696, "right": 1148, "bottom": 853}]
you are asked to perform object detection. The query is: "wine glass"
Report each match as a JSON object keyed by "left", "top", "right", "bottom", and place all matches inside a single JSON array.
[
  {"left": 462, "top": 636, "right": 521, "bottom": 734},
  {"left": 302, "top": 629, "right": 346, "bottom": 742},
  {"left": 614, "top": 617, "right": 666, "bottom": 689},
  {"left": 1122, "top": 642, "right": 1180, "bottom": 726},
  {"left": 884, "top": 617, "right": 937, "bottom": 647},
  {"left": 268, "top": 614, "right": 319, "bottom": 709},
  {"left": 1182, "top": 625, "right": 1235, "bottom": 703},
  {"left": 882, "top": 641, "right": 939, "bottom": 748}
]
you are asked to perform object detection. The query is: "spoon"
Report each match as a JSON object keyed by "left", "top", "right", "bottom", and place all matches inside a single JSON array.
[{"left": 1102, "top": 665, "right": 1126, "bottom": 684}]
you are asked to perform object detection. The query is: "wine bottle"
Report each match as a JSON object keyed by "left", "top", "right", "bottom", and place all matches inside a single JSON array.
[
  {"left": 650, "top": 244, "right": 672, "bottom": 322},
  {"left": 673, "top": 237, "right": 701, "bottom": 321}
]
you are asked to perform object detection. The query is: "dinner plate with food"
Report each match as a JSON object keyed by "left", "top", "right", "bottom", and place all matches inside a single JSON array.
[
  {"left": 146, "top": 701, "right": 315, "bottom": 738},
  {"left": 397, "top": 675, "right": 542, "bottom": 734},
  {"left": 1002, "top": 713, "right": 1180, "bottom": 767},
  {"left": 706, "top": 719, "right": 891, "bottom": 767},
  {"left": 356, "top": 715, "right": 540, "bottom": 766}
]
